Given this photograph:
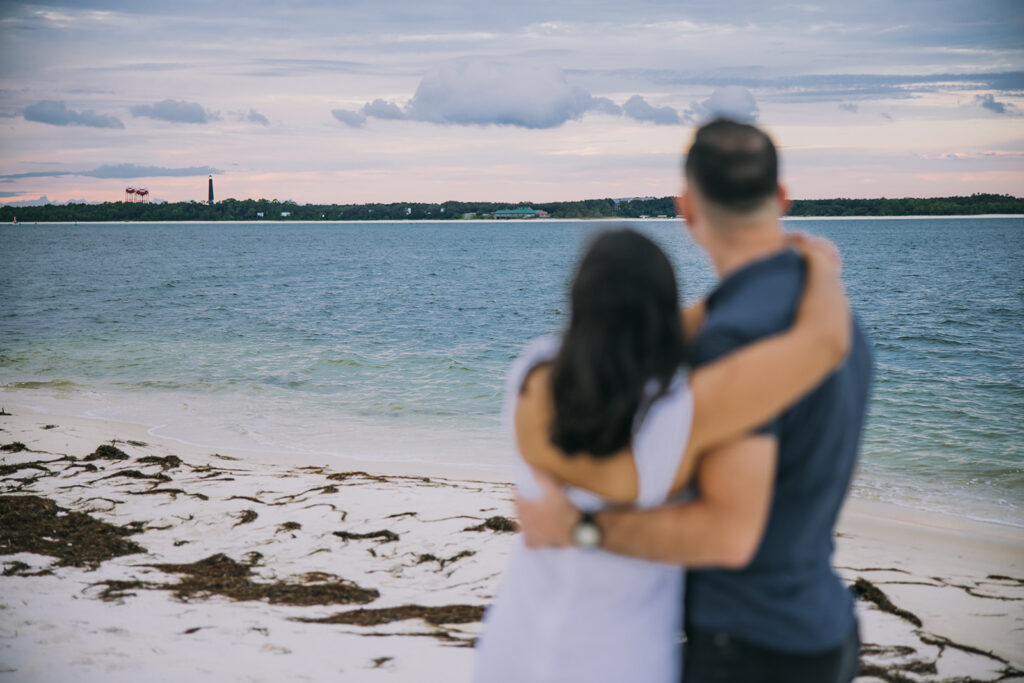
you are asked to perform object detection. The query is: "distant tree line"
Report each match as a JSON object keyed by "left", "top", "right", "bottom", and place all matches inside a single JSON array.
[
  {"left": 2, "top": 193, "right": 1021, "bottom": 223},
  {"left": 787, "top": 194, "right": 1024, "bottom": 217}
]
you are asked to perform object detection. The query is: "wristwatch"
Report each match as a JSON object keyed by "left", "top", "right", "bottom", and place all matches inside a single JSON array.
[{"left": 572, "top": 511, "right": 603, "bottom": 549}]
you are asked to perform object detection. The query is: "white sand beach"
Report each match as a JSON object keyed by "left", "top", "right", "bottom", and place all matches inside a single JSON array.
[{"left": 1, "top": 403, "right": 1022, "bottom": 682}]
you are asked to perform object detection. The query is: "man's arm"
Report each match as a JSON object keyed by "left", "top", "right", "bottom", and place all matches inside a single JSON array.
[{"left": 518, "top": 435, "right": 777, "bottom": 568}]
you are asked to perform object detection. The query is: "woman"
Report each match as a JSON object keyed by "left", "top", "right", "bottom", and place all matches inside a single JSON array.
[{"left": 473, "top": 228, "right": 850, "bottom": 683}]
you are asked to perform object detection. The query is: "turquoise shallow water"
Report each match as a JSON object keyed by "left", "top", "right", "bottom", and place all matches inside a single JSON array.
[{"left": 1, "top": 218, "right": 1022, "bottom": 525}]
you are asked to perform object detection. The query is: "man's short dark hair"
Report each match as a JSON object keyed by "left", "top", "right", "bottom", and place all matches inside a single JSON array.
[{"left": 684, "top": 118, "right": 778, "bottom": 213}]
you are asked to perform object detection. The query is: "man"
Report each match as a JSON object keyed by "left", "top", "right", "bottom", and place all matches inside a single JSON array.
[{"left": 517, "top": 118, "right": 872, "bottom": 682}]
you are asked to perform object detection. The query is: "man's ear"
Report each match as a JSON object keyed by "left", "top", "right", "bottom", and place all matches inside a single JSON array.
[
  {"left": 676, "top": 191, "right": 695, "bottom": 230},
  {"left": 777, "top": 184, "right": 791, "bottom": 217}
]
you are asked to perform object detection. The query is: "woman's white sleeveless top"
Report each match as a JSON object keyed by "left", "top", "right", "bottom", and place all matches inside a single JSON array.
[{"left": 473, "top": 335, "right": 695, "bottom": 683}]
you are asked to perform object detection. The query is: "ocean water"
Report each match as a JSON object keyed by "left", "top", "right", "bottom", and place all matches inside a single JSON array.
[{"left": 1, "top": 218, "right": 1022, "bottom": 526}]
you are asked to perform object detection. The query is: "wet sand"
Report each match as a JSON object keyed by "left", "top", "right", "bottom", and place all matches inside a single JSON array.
[{"left": 1, "top": 404, "right": 1021, "bottom": 682}]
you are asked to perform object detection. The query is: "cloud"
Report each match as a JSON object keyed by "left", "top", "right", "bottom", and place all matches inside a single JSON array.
[
  {"left": 83, "top": 63, "right": 190, "bottom": 73},
  {"left": 838, "top": 103, "right": 858, "bottom": 113},
  {"left": 83, "top": 164, "right": 221, "bottom": 178},
  {"left": 880, "top": 112, "right": 893, "bottom": 120},
  {"left": 621, "top": 95, "right": 680, "bottom": 125},
  {"left": 332, "top": 58, "right": 687, "bottom": 130},
  {"left": 247, "top": 109, "right": 269, "bottom": 126},
  {"left": 130, "top": 99, "right": 209, "bottom": 123},
  {"left": 361, "top": 98, "right": 405, "bottom": 120},
  {"left": 974, "top": 93, "right": 1016, "bottom": 115},
  {"left": 0, "top": 164, "right": 221, "bottom": 182},
  {"left": 23, "top": 100, "right": 124, "bottom": 128},
  {"left": 404, "top": 59, "right": 595, "bottom": 129},
  {"left": 590, "top": 96, "right": 622, "bottom": 116},
  {"left": 575, "top": 69, "right": 1024, "bottom": 105},
  {"left": 332, "top": 108, "right": 366, "bottom": 127},
  {"left": 0, "top": 171, "right": 74, "bottom": 182},
  {"left": 685, "top": 86, "right": 759, "bottom": 123}
]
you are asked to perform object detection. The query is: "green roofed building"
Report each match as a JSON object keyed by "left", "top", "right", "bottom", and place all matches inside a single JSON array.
[{"left": 493, "top": 206, "right": 548, "bottom": 219}]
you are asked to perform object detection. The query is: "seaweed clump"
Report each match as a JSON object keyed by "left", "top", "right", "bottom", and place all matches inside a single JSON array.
[
  {"left": 335, "top": 529, "right": 399, "bottom": 543},
  {"left": 326, "top": 471, "right": 388, "bottom": 483},
  {"left": 96, "top": 469, "right": 171, "bottom": 483},
  {"left": 97, "top": 553, "right": 380, "bottom": 607},
  {"left": 464, "top": 516, "right": 518, "bottom": 533},
  {"left": 0, "top": 494, "right": 145, "bottom": 567},
  {"left": 416, "top": 550, "right": 475, "bottom": 569},
  {"left": 84, "top": 444, "right": 130, "bottom": 462},
  {"left": 296, "top": 604, "right": 485, "bottom": 626},
  {"left": 851, "top": 577, "right": 922, "bottom": 627},
  {"left": 2, "top": 560, "right": 53, "bottom": 577},
  {"left": 136, "top": 455, "right": 183, "bottom": 470},
  {"left": 0, "top": 460, "right": 51, "bottom": 477},
  {"left": 233, "top": 509, "right": 258, "bottom": 527}
]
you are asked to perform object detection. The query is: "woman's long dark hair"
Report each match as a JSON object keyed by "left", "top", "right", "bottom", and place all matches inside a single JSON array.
[{"left": 550, "top": 228, "right": 687, "bottom": 458}]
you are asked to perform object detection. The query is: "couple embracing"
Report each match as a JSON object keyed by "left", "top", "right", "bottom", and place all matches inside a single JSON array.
[{"left": 473, "top": 119, "right": 873, "bottom": 683}]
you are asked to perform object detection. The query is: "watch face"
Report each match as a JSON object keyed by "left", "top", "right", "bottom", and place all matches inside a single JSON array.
[{"left": 574, "top": 522, "right": 601, "bottom": 548}]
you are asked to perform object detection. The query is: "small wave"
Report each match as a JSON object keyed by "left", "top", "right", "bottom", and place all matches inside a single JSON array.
[
  {"left": 315, "top": 357, "right": 375, "bottom": 369},
  {"left": 4, "top": 379, "right": 79, "bottom": 391},
  {"left": 891, "top": 334, "right": 970, "bottom": 347},
  {"left": 850, "top": 475, "right": 1024, "bottom": 529}
]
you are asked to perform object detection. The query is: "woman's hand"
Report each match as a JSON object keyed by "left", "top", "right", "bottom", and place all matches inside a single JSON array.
[
  {"left": 786, "top": 231, "right": 842, "bottom": 273},
  {"left": 516, "top": 471, "right": 577, "bottom": 548},
  {"left": 789, "top": 231, "right": 851, "bottom": 363}
]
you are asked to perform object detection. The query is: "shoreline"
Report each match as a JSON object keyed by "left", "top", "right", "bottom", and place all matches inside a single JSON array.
[
  {"left": 2, "top": 403, "right": 1022, "bottom": 681},
  {"left": 0, "top": 400, "right": 512, "bottom": 484},
  {"left": 5, "top": 401, "right": 1021, "bottom": 536},
  {"left": 3, "top": 396, "right": 1020, "bottom": 530}
]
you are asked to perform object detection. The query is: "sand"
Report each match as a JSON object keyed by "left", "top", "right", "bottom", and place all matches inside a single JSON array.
[{"left": 1, "top": 403, "right": 1022, "bottom": 682}]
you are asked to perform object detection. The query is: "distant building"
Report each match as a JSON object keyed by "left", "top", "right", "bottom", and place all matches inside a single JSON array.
[
  {"left": 280, "top": 211, "right": 291, "bottom": 217},
  {"left": 256, "top": 211, "right": 264, "bottom": 218},
  {"left": 494, "top": 206, "right": 548, "bottom": 219},
  {"left": 208, "top": 175, "right": 214, "bottom": 204}
]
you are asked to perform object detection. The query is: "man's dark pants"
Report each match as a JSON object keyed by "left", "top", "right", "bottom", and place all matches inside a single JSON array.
[{"left": 682, "top": 621, "right": 860, "bottom": 683}]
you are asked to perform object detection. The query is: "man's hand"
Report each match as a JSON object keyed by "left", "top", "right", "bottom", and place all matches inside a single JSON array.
[{"left": 515, "top": 471, "right": 577, "bottom": 548}]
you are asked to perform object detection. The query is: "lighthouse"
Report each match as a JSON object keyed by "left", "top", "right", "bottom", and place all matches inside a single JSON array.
[{"left": 208, "top": 175, "right": 214, "bottom": 204}]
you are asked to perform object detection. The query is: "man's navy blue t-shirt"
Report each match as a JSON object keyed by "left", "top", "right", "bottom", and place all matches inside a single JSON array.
[{"left": 685, "top": 248, "right": 873, "bottom": 653}]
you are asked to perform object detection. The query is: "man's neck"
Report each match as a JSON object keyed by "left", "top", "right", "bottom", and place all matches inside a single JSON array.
[{"left": 707, "top": 223, "right": 788, "bottom": 279}]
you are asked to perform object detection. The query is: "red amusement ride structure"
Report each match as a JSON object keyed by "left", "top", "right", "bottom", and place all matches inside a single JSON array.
[{"left": 124, "top": 186, "right": 149, "bottom": 203}]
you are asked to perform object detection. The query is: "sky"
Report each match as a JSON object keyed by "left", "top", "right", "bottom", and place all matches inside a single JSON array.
[{"left": 0, "top": 0, "right": 1022, "bottom": 205}]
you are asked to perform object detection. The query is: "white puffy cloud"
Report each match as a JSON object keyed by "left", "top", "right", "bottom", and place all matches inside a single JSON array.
[
  {"left": 974, "top": 93, "right": 1018, "bottom": 116},
  {"left": 685, "top": 86, "right": 759, "bottom": 123},
  {"left": 131, "top": 99, "right": 210, "bottom": 124},
  {"left": 590, "top": 97, "right": 622, "bottom": 116},
  {"left": 23, "top": 100, "right": 124, "bottom": 129},
  {"left": 330, "top": 58, "right": 688, "bottom": 130},
  {"left": 404, "top": 59, "right": 595, "bottom": 129},
  {"left": 621, "top": 95, "right": 680, "bottom": 125},
  {"left": 361, "top": 98, "right": 405, "bottom": 120},
  {"left": 332, "top": 108, "right": 367, "bottom": 127}
]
